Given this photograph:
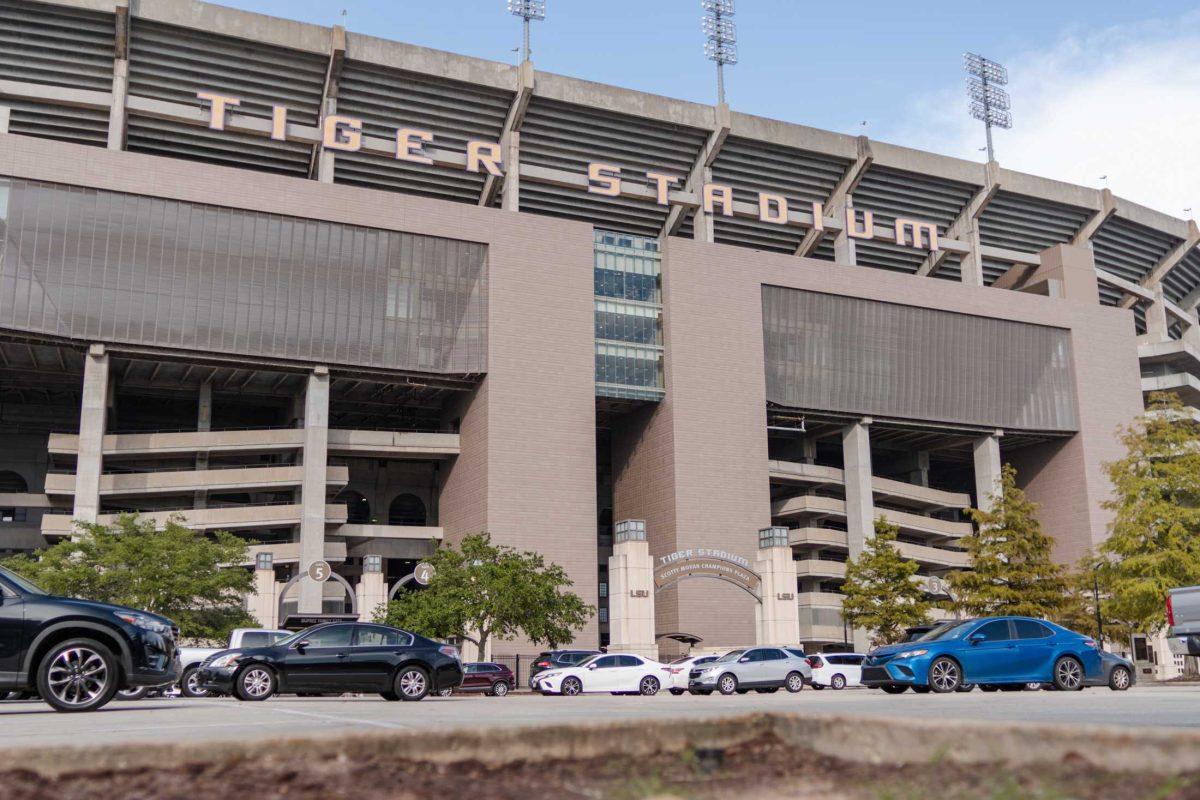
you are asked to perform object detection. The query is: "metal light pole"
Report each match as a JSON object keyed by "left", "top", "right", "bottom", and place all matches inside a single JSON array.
[
  {"left": 964, "top": 53, "right": 1012, "bottom": 162},
  {"left": 507, "top": 0, "right": 545, "bottom": 64},
  {"left": 702, "top": 0, "right": 737, "bottom": 105}
]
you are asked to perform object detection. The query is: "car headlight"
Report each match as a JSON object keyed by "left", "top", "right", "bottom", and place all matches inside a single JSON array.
[
  {"left": 540, "top": 671, "right": 560, "bottom": 680},
  {"left": 114, "top": 611, "right": 170, "bottom": 634},
  {"left": 207, "top": 652, "right": 243, "bottom": 669},
  {"left": 895, "top": 649, "right": 929, "bottom": 659}
]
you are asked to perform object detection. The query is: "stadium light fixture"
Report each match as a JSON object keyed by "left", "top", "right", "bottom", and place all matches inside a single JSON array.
[
  {"left": 964, "top": 52, "right": 1011, "bottom": 162},
  {"left": 702, "top": 0, "right": 737, "bottom": 105},
  {"left": 508, "top": 0, "right": 545, "bottom": 63}
]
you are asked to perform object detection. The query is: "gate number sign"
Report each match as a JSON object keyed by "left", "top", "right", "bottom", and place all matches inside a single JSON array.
[
  {"left": 307, "top": 560, "right": 332, "bottom": 583},
  {"left": 414, "top": 562, "right": 435, "bottom": 586}
]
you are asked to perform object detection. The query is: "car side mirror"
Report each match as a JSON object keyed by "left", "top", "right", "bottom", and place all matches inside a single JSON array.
[
  {"left": 969, "top": 634, "right": 986, "bottom": 645},
  {"left": 738, "top": 656, "right": 750, "bottom": 663},
  {"left": 293, "top": 640, "right": 310, "bottom": 651},
  {"left": 587, "top": 663, "right": 598, "bottom": 670}
]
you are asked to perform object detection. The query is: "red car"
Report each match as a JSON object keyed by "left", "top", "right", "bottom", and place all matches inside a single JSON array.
[{"left": 444, "top": 662, "right": 514, "bottom": 696}]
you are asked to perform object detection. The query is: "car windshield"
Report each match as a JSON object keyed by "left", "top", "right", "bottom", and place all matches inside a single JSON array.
[
  {"left": 575, "top": 655, "right": 602, "bottom": 668},
  {"left": 0, "top": 565, "right": 47, "bottom": 595},
  {"left": 715, "top": 649, "right": 745, "bottom": 663},
  {"left": 916, "top": 620, "right": 975, "bottom": 642},
  {"left": 272, "top": 628, "right": 317, "bottom": 648}
]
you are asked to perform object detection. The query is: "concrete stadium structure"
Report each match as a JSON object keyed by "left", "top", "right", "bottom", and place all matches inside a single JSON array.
[{"left": 0, "top": 0, "right": 1195, "bottom": 669}]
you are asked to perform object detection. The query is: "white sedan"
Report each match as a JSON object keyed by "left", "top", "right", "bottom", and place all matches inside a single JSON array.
[
  {"left": 534, "top": 653, "right": 666, "bottom": 696},
  {"left": 662, "top": 654, "right": 720, "bottom": 695}
]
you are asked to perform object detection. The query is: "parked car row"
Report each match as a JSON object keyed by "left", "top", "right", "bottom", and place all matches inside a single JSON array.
[{"left": 2, "top": 562, "right": 1138, "bottom": 713}]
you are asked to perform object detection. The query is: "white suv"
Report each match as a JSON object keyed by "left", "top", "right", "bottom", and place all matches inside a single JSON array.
[{"left": 807, "top": 652, "right": 866, "bottom": 690}]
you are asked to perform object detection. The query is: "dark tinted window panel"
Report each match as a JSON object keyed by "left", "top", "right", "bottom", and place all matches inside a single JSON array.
[
  {"left": 762, "top": 286, "right": 1078, "bottom": 432},
  {"left": 0, "top": 177, "right": 487, "bottom": 375}
]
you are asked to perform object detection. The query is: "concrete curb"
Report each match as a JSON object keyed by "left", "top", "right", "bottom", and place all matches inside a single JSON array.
[{"left": 7, "top": 712, "right": 1200, "bottom": 778}]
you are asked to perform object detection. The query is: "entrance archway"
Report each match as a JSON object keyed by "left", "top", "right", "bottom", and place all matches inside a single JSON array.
[{"left": 388, "top": 493, "right": 427, "bottom": 526}]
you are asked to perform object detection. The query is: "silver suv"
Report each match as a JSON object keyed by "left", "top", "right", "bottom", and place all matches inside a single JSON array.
[{"left": 687, "top": 646, "right": 811, "bottom": 695}]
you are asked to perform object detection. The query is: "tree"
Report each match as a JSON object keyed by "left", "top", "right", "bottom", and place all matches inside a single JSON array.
[
  {"left": 840, "top": 517, "right": 932, "bottom": 646},
  {"left": 1097, "top": 391, "right": 1200, "bottom": 633},
  {"left": 949, "top": 463, "right": 1069, "bottom": 619},
  {"left": 2, "top": 514, "right": 256, "bottom": 642},
  {"left": 375, "top": 533, "right": 593, "bottom": 654}
]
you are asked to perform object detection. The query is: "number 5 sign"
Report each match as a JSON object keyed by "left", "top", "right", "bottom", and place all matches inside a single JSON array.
[{"left": 307, "top": 560, "right": 332, "bottom": 583}]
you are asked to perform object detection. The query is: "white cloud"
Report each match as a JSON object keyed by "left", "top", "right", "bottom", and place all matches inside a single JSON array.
[{"left": 887, "top": 14, "right": 1200, "bottom": 219}]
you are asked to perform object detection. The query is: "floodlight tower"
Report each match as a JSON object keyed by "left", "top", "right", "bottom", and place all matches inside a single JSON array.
[
  {"left": 508, "top": 0, "right": 545, "bottom": 64},
  {"left": 964, "top": 52, "right": 1012, "bottom": 163},
  {"left": 702, "top": 0, "right": 737, "bottom": 106}
]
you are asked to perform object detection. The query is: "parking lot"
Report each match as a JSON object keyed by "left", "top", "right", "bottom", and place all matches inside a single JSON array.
[{"left": 0, "top": 684, "right": 1196, "bottom": 751}]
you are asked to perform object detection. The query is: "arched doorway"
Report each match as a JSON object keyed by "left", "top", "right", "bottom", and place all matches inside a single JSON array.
[
  {"left": 0, "top": 471, "right": 28, "bottom": 492},
  {"left": 335, "top": 489, "right": 371, "bottom": 524},
  {"left": 388, "top": 493, "right": 427, "bottom": 526}
]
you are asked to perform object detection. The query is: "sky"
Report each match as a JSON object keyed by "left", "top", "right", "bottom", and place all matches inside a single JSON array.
[{"left": 216, "top": 0, "right": 1200, "bottom": 218}]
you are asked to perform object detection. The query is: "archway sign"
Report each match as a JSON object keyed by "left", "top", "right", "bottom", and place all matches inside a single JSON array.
[{"left": 653, "top": 549, "right": 762, "bottom": 602}]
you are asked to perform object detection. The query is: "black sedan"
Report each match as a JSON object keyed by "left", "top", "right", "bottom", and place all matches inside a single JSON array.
[{"left": 196, "top": 622, "right": 462, "bottom": 701}]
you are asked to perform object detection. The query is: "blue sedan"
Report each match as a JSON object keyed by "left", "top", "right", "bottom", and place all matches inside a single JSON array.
[{"left": 860, "top": 616, "right": 1109, "bottom": 693}]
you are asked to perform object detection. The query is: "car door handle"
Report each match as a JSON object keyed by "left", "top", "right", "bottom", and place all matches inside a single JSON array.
[{"left": 336, "top": 652, "right": 349, "bottom": 659}]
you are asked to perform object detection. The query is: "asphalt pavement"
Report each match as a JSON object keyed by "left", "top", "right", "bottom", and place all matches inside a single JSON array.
[{"left": 0, "top": 683, "right": 1195, "bottom": 750}]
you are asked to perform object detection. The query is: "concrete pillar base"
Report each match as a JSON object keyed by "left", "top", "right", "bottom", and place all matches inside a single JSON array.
[
  {"left": 608, "top": 520, "right": 656, "bottom": 658},
  {"left": 755, "top": 530, "right": 799, "bottom": 646}
]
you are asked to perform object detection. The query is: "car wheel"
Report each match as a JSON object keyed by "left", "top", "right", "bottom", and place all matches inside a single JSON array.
[
  {"left": 560, "top": 676, "right": 583, "bottom": 696},
  {"left": 956, "top": 683, "right": 975, "bottom": 693},
  {"left": 438, "top": 688, "right": 453, "bottom": 698},
  {"left": 639, "top": 676, "right": 660, "bottom": 696},
  {"left": 812, "top": 684, "right": 824, "bottom": 690},
  {"left": 380, "top": 690, "right": 400, "bottom": 701},
  {"left": 688, "top": 688, "right": 712, "bottom": 696},
  {"left": 831, "top": 673, "right": 847, "bottom": 690},
  {"left": 1108, "top": 665, "right": 1132, "bottom": 691},
  {"left": 235, "top": 665, "right": 276, "bottom": 701},
  {"left": 491, "top": 681, "right": 510, "bottom": 697},
  {"left": 116, "top": 686, "right": 150, "bottom": 701},
  {"left": 37, "top": 639, "right": 119, "bottom": 713},
  {"left": 180, "top": 667, "right": 210, "bottom": 699},
  {"left": 669, "top": 688, "right": 685, "bottom": 696},
  {"left": 395, "top": 666, "right": 431, "bottom": 701},
  {"left": 881, "top": 684, "right": 908, "bottom": 694},
  {"left": 755, "top": 687, "right": 779, "bottom": 694},
  {"left": 1053, "top": 656, "right": 1084, "bottom": 691},
  {"left": 928, "top": 657, "right": 962, "bottom": 694},
  {"left": 785, "top": 672, "right": 805, "bottom": 693},
  {"left": 717, "top": 673, "right": 739, "bottom": 695}
]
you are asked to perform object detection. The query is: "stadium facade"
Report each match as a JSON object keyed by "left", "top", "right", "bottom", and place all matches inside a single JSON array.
[{"left": 0, "top": 0, "right": 1195, "bottom": 665}]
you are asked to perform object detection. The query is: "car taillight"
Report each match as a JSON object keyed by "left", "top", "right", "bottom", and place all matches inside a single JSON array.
[
  {"left": 535, "top": 660, "right": 551, "bottom": 668},
  {"left": 1167, "top": 596, "right": 1175, "bottom": 627},
  {"left": 439, "top": 645, "right": 459, "bottom": 659}
]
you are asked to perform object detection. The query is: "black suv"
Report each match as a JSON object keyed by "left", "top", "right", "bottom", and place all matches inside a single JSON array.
[
  {"left": 0, "top": 565, "right": 180, "bottom": 712},
  {"left": 196, "top": 621, "right": 463, "bottom": 701},
  {"left": 527, "top": 649, "right": 601, "bottom": 689}
]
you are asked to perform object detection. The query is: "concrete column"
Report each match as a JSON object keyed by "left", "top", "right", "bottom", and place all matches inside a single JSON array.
[
  {"left": 193, "top": 381, "right": 212, "bottom": 510},
  {"left": 841, "top": 418, "right": 873, "bottom": 652},
  {"left": 973, "top": 432, "right": 1003, "bottom": 513},
  {"left": 354, "top": 554, "right": 387, "bottom": 622},
  {"left": 1144, "top": 285, "right": 1170, "bottom": 343},
  {"left": 0, "top": 106, "right": 10, "bottom": 134},
  {"left": 841, "top": 418, "right": 874, "bottom": 557},
  {"left": 755, "top": 527, "right": 799, "bottom": 646},
  {"left": 606, "top": 520, "right": 656, "bottom": 659},
  {"left": 800, "top": 438, "right": 817, "bottom": 464},
  {"left": 501, "top": 131, "right": 520, "bottom": 212},
  {"left": 692, "top": 166, "right": 715, "bottom": 243},
  {"left": 73, "top": 344, "right": 109, "bottom": 525},
  {"left": 959, "top": 218, "right": 985, "bottom": 287},
  {"left": 107, "top": 59, "right": 128, "bottom": 150},
  {"left": 317, "top": 98, "right": 336, "bottom": 183},
  {"left": 833, "top": 195, "right": 858, "bottom": 265},
  {"left": 298, "top": 367, "right": 330, "bottom": 614},
  {"left": 248, "top": 553, "right": 278, "bottom": 629}
]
